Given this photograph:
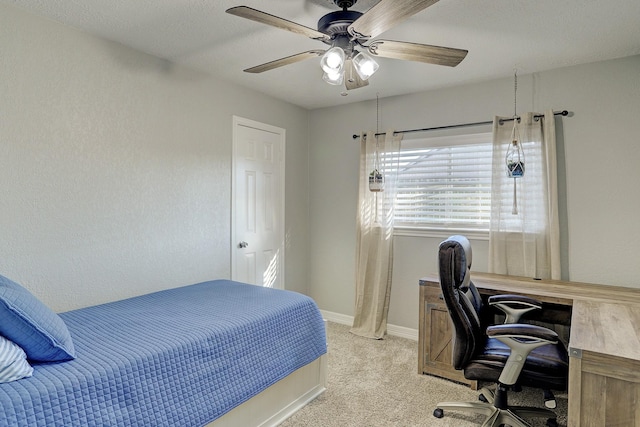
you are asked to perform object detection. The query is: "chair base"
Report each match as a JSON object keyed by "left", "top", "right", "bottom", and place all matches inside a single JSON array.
[{"left": 434, "top": 386, "right": 557, "bottom": 427}]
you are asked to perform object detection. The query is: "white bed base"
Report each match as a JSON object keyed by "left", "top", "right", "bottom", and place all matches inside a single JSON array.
[{"left": 206, "top": 353, "right": 327, "bottom": 427}]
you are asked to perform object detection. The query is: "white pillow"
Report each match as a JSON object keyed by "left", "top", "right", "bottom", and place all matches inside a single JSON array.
[{"left": 0, "top": 335, "right": 34, "bottom": 383}]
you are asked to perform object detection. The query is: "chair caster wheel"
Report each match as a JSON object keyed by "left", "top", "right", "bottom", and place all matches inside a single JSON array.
[
  {"left": 511, "top": 384, "right": 522, "bottom": 392},
  {"left": 544, "top": 389, "right": 557, "bottom": 408},
  {"left": 478, "top": 393, "right": 488, "bottom": 403},
  {"left": 433, "top": 408, "right": 444, "bottom": 418},
  {"left": 546, "top": 418, "right": 558, "bottom": 427}
]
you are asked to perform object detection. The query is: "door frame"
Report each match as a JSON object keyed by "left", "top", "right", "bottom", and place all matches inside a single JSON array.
[{"left": 231, "top": 115, "right": 286, "bottom": 288}]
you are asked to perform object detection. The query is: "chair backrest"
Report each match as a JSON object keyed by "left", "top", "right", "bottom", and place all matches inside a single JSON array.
[{"left": 438, "top": 235, "right": 485, "bottom": 370}]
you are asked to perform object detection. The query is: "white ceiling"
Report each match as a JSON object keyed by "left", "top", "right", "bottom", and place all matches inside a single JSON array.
[{"left": 6, "top": 0, "right": 640, "bottom": 109}]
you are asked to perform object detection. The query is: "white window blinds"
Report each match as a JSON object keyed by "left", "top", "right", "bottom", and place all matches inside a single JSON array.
[{"left": 394, "top": 133, "right": 493, "bottom": 231}]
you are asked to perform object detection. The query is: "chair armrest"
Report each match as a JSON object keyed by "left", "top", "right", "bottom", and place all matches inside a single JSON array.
[
  {"left": 486, "top": 323, "right": 558, "bottom": 343},
  {"left": 486, "top": 323, "right": 559, "bottom": 385},
  {"left": 488, "top": 294, "right": 542, "bottom": 323},
  {"left": 488, "top": 294, "right": 542, "bottom": 307}
]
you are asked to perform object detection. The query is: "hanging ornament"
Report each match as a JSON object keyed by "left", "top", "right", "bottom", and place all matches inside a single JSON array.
[
  {"left": 369, "top": 168, "right": 384, "bottom": 192},
  {"left": 369, "top": 93, "right": 384, "bottom": 192},
  {"left": 506, "top": 122, "right": 525, "bottom": 178},
  {"left": 505, "top": 70, "right": 524, "bottom": 214}
]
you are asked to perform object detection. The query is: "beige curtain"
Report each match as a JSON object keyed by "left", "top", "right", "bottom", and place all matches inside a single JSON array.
[
  {"left": 351, "top": 130, "right": 402, "bottom": 339},
  {"left": 489, "top": 110, "right": 560, "bottom": 280}
]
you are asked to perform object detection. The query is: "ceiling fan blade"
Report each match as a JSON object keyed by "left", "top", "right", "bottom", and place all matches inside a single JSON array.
[
  {"left": 344, "top": 59, "right": 369, "bottom": 91},
  {"left": 244, "top": 50, "right": 325, "bottom": 73},
  {"left": 367, "top": 40, "right": 468, "bottom": 67},
  {"left": 348, "top": 0, "right": 439, "bottom": 40},
  {"left": 226, "top": 6, "right": 330, "bottom": 42}
]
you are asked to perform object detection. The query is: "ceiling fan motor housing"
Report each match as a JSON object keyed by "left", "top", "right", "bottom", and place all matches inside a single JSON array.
[{"left": 318, "top": 10, "right": 363, "bottom": 38}]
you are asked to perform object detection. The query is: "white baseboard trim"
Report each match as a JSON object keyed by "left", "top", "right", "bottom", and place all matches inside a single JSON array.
[
  {"left": 319, "top": 310, "right": 353, "bottom": 326},
  {"left": 319, "top": 310, "right": 418, "bottom": 341},
  {"left": 387, "top": 323, "right": 419, "bottom": 342}
]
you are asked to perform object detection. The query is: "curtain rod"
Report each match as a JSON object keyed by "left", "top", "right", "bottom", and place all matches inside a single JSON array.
[{"left": 351, "top": 110, "right": 569, "bottom": 139}]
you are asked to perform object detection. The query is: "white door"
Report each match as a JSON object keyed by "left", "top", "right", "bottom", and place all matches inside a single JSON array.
[{"left": 231, "top": 116, "right": 285, "bottom": 288}]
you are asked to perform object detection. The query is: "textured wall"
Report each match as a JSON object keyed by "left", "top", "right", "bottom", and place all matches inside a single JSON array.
[{"left": 0, "top": 4, "right": 310, "bottom": 311}]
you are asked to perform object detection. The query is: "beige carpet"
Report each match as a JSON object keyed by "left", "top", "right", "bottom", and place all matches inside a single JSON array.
[{"left": 280, "top": 322, "right": 567, "bottom": 427}]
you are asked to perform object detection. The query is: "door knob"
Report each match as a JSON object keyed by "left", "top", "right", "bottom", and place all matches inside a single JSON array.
[{"left": 238, "top": 241, "right": 249, "bottom": 248}]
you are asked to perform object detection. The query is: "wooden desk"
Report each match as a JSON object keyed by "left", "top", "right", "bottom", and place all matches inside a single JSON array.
[{"left": 418, "top": 273, "right": 640, "bottom": 427}]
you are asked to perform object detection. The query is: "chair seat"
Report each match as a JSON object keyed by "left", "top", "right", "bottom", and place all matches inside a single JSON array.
[{"left": 463, "top": 337, "right": 569, "bottom": 390}]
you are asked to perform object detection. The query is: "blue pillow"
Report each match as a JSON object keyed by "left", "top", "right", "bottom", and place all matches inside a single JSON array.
[
  {"left": 0, "top": 274, "right": 75, "bottom": 362},
  {"left": 0, "top": 335, "right": 34, "bottom": 383}
]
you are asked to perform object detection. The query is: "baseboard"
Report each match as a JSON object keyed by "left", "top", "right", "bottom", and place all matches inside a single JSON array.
[
  {"left": 319, "top": 310, "right": 418, "bottom": 341},
  {"left": 387, "top": 323, "right": 419, "bottom": 341},
  {"left": 319, "top": 310, "right": 354, "bottom": 326}
]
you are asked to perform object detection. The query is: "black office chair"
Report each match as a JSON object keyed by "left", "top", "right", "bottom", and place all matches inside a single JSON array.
[
  {"left": 433, "top": 235, "right": 568, "bottom": 427},
  {"left": 440, "top": 235, "right": 561, "bottom": 410}
]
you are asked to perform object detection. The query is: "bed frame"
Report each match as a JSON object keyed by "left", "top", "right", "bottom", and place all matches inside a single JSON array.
[{"left": 208, "top": 352, "right": 327, "bottom": 426}]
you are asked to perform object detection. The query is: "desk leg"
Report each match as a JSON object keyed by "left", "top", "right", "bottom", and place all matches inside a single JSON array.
[{"left": 567, "top": 352, "right": 582, "bottom": 427}]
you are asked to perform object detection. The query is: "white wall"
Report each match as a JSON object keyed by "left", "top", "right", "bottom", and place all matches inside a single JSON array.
[
  {"left": 308, "top": 55, "right": 640, "bottom": 330},
  {"left": 0, "top": 3, "right": 310, "bottom": 311}
]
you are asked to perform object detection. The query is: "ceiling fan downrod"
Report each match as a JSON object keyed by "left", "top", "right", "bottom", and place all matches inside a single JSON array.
[{"left": 334, "top": 0, "right": 356, "bottom": 11}]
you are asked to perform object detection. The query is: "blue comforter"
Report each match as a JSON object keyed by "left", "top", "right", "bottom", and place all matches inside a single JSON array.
[{"left": 0, "top": 280, "right": 327, "bottom": 426}]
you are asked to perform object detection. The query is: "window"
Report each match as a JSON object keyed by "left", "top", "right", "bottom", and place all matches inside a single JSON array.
[{"left": 393, "top": 132, "right": 493, "bottom": 233}]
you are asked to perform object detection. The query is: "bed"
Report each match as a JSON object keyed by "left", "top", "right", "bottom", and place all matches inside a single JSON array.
[{"left": 0, "top": 278, "right": 327, "bottom": 427}]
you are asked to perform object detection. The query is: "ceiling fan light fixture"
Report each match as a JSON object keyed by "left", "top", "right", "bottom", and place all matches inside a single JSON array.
[
  {"left": 352, "top": 51, "right": 379, "bottom": 80},
  {"left": 323, "top": 70, "right": 344, "bottom": 86},
  {"left": 320, "top": 47, "right": 345, "bottom": 74}
]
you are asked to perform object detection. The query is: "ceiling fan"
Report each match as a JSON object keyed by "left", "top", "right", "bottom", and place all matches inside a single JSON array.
[{"left": 226, "top": 0, "right": 468, "bottom": 90}]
